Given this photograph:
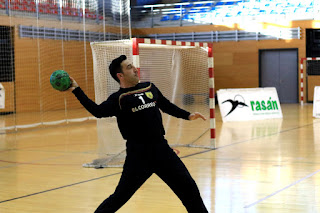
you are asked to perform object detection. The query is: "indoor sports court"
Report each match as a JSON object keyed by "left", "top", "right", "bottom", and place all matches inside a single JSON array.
[{"left": 1, "top": 0, "right": 320, "bottom": 212}]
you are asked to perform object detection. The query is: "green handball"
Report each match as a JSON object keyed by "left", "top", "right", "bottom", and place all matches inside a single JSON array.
[{"left": 50, "top": 70, "right": 71, "bottom": 91}]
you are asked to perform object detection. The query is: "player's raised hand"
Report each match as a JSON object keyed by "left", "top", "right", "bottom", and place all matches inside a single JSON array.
[
  {"left": 189, "top": 112, "right": 206, "bottom": 121},
  {"left": 68, "top": 77, "right": 79, "bottom": 91}
]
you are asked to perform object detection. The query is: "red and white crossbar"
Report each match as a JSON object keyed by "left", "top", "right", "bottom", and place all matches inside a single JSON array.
[
  {"left": 131, "top": 38, "right": 216, "bottom": 148},
  {"left": 300, "top": 57, "right": 320, "bottom": 105}
]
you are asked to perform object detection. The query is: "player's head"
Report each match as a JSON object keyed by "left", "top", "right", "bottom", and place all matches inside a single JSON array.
[
  {"left": 109, "top": 55, "right": 127, "bottom": 83},
  {"left": 109, "top": 55, "right": 139, "bottom": 86}
]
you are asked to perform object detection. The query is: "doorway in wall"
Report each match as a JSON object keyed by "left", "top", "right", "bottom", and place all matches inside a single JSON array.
[{"left": 259, "top": 48, "right": 298, "bottom": 103}]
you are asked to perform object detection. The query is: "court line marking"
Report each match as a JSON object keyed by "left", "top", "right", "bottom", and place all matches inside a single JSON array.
[
  {"left": 243, "top": 168, "right": 320, "bottom": 208},
  {"left": 0, "top": 172, "right": 122, "bottom": 204},
  {"left": 0, "top": 159, "right": 79, "bottom": 166},
  {"left": 1, "top": 121, "right": 319, "bottom": 204},
  {"left": 181, "top": 121, "right": 320, "bottom": 158}
]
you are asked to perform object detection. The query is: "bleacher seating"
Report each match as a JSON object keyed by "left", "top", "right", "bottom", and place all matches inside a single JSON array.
[
  {"left": 0, "top": 0, "right": 316, "bottom": 24},
  {"left": 158, "top": 0, "right": 317, "bottom": 23},
  {"left": 0, "top": 0, "right": 102, "bottom": 20}
]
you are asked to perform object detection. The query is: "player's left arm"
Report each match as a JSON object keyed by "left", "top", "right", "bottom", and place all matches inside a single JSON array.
[{"left": 154, "top": 84, "right": 206, "bottom": 121}]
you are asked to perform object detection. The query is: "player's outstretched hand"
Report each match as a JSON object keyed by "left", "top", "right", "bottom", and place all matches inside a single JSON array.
[
  {"left": 68, "top": 77, "right": 79, "bottom": 91},
  {"left": 189, "top": 112, "right": 206, "bottom": 121}
]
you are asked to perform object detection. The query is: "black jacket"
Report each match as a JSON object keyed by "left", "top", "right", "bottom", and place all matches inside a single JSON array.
[{"left": 72, "top": 82, "right": 190, "bottom": 142}]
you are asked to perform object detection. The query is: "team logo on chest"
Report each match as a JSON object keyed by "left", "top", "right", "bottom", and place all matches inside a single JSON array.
[
  {"left": 131, "top": 91, "right": 156, "bottom": 113},
  {"left": 145, "top": 91, "right": 153, "bottom": 99}
]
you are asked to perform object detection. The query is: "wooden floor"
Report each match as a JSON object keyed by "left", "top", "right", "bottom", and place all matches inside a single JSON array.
[{"left": 1, "top": 104, "right": 320, "bottom": 213}]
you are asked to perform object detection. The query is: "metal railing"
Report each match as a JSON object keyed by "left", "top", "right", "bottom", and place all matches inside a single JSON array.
[
  {"left": 140, "top": 27, "right": 301, "bottom": 42},
  {"left": 19, "top": 25, "right": 124, "bottom": 41}
]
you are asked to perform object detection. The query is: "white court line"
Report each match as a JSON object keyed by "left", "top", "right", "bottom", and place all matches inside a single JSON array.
[{"left": 244, "top": 168, "right": 320, "bottom": 208}]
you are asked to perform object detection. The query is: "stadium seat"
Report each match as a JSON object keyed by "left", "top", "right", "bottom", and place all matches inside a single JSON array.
[
  {"left": 215, "top": 2, "right": 225, "bottom": 6},
  {"left": 10, "top": 4, "right": 20, "bottom": 10},
  {"left": 86, "top": 13, "right": 96, "bottom": 19},
  {"left": 160, "top": 15, "right": 170, "bottom": 21},
  {"left": 49, "top": 3, "right": 57, "bottom": 9},
  {"left": 188, "top": 8, "right": 199, "bottom": 13},
  {"left": 270, "top": 10, "right": 278, "bottom": 15},
  {"left": 24, "top": 5, "right": 35, "bottom": 12},
  {"left": 193, "top": 3, "right": 203, "bottom": 7},
  {"left": 26, "top": 1, "right": 36, "bottom": 6},
  {"left": 236, "top": 11, "right": 242, "bottom": 16},
  {"left": 171, "top": 15, "right": 181, "bottom": 21},
  {"left": 70, "top": 8, "right": 78, "bottom": 16},
  {"left": 203, "top": 2, "right": 213, "bottom": 7},
  {"left": 182, "top": 14, "right": 194, "bottom": 20},
  {"left": 225, "top": 12, "right": 232, "bottom": 17},
  {"left": 225, "top": 2, "right": 235, "bottom": 6},
  {"left": 49, "top": 8, "right": 58, "bottom": 14},
  {"left": 306, "top": 7, "right": 313, "bottom": 13},
  {"left": 174, "top": 3, "right": 193, "bottom": 8},
  {"left": 199, "top": 7, "right": 209, "bottom": 13},
  {"left": 259, "top": 9, "right": 266, "bottom": 15}
]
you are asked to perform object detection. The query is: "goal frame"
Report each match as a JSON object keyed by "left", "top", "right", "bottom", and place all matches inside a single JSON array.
[
  {"left": 131, "top": 38, "right": 216, "bottom": 147},
  {"left": 300, "top": 57, "right": 320, "bottom": 105}
]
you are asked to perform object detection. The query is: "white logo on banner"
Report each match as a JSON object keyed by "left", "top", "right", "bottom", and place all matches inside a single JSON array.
[{"left": 217, "top": 87, "right": 283, "bottom": 122}]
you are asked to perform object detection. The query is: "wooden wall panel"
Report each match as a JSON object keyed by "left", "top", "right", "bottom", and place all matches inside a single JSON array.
[
  {"left": 214, "top": 53, "right": 233, "bottom": 66},
  {"left": 307, "top": 76, "right": 320, "bottom": 101},
  {"left": 0, "top": 16, "right": 103, "bottom": 113},
  {"left": 14, "top": 37, "right": 41, "bottom": 113},
  {"left": 0, "top": 82, "right": 15, "bottom": 113}
]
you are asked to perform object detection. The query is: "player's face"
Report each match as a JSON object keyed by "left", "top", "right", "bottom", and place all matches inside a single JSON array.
[{"left": 120, "top": 59, "right": 139, "bottom": 86}]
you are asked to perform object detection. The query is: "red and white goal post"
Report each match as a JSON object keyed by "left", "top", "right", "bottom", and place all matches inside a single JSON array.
[
  {"left": 300, "top": 57, "right": 320, "bottom": 105},
  {"left": 131, "top": 38, "right": 216, "bottom": 148},
  {"left": 87, "top": 38, "right": 215, "bottom": 168}
]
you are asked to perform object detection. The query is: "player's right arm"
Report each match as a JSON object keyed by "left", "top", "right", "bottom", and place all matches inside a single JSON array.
[{"left": 68, "top": 77, "right": 119, "bottom": 118}]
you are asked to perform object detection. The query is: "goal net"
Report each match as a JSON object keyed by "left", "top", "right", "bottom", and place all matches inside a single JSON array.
[
  {"left": 85, "top": 39, "right": 215, "bottom": 168},
  {"left": 0, "top": 0, "right": 130, "bottom": 133}
]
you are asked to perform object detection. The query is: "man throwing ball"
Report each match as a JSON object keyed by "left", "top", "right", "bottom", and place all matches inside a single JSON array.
[{"left": 68, "top": 55, "right": 208, "bottom": 213}]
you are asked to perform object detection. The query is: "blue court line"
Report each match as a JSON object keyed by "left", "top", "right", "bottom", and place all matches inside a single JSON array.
[
  {"left": 244, "top": 168, "right": 320, "bottom": 208},
  {"left": 0, "top": 172, "right": 122, "bottom": 204}
]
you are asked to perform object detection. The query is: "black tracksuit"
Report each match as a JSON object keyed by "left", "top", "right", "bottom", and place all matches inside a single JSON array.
[{"left": 72, "top": 82, "right": 208, "bottom": 213}]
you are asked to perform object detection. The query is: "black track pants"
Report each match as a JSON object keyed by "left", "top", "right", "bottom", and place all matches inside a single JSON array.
[{"left": 94, "top": 140, "right": 208, "bottom": 213}]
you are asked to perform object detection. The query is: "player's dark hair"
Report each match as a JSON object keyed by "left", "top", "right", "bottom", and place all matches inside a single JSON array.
[{"left": 109, "top": 55, "right": 127, "bottom": 83}]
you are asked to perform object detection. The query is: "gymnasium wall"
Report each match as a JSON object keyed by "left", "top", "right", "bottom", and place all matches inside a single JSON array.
[
  {"left": 0, "top": 16, "right": 124, "bottom": 113},
  {"left": 133, "top": 20, "right": 320, "bottom": 102},
  {"left": 1, "top": 17, "right": 318, "bottom": 115}
]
